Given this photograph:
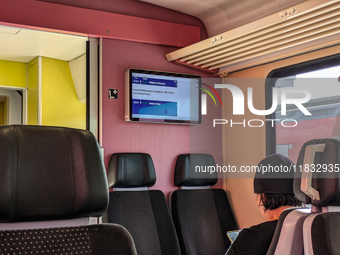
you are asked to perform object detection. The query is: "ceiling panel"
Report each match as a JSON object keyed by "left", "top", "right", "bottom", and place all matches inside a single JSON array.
[{"left": 0, "top": 25, "right": 87, "bottom": 63}]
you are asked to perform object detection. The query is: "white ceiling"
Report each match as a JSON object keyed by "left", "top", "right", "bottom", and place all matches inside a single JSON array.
[
  {"left": 139, "top": 0, "right": 306, "bottom": 37},
  {"left": 0, "top": 25, "right": 87, "bottom": 63}
]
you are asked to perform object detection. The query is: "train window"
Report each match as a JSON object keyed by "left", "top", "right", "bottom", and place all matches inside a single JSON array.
[{"left": 266, "top": 57, "right": 340, "bottom": 163}]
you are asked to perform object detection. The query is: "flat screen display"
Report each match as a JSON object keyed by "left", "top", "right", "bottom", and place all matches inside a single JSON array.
[{"left": 125, "top": 69, "right": 201, "bottom": 124}]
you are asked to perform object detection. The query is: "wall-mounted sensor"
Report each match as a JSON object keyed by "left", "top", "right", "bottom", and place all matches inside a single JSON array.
[{"left": 109, "top": 89, "right": 118, "bottom": 99}]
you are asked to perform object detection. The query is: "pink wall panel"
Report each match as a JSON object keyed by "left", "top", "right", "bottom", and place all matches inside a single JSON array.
[
  {"left": 100, "top": 0, "right": 208, "bottom": 40},
  {"left": 0, "top": 0, "right": 200, "bottom": 47},
  {"left": 38, "top": 0, "right": 102, "bottom": 10},
  {"left": 40, "top": 0, "right": 208, "bottom": 39},
  {"left": 102, "top": 39, "right": 222, "bottom": 196}
]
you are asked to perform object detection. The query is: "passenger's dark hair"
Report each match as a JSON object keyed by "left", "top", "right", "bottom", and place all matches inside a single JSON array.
[{"left": 260, "top": 193, "right": 302, "bottom": 211}]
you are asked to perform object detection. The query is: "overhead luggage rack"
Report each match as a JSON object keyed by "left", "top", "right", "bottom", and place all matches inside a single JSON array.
[{"left": 165, "top": 0, "right": 340, "bottom": 76}]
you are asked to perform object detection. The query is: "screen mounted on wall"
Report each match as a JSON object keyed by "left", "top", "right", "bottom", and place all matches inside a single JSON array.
[{"left": 125, "top": 69, "right": 201, "bottom": 124}]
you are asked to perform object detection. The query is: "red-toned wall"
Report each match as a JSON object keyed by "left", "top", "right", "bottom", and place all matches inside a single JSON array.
[
  {"left": 101, "top": 39, "right": 222, "bottom": 196},
  {"left": 40, "top": 0, "right": 208, "bottom": 39}
]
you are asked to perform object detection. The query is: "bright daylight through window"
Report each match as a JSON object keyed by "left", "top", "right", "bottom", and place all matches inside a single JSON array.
[{"left": 273, "top": 65, "right": 340, "bottom": 163}]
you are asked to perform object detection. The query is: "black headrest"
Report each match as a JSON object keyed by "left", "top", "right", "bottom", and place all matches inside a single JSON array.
[
  {"left": 107, "top": 153, "right": 156, "bottom": 188},
  {"left": 294, "top": 138, "right": 340, "bottom": 206},
  {"left": 0, "top": 125, "right": 108, "bottom": 223},
  {"left": 174, "top": 154, "right": 218, "bottom": 187}
]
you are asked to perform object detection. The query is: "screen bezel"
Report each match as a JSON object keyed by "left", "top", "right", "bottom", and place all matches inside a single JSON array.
[{"left": 126, "top": 69, "right": 202, "bottom": 125}]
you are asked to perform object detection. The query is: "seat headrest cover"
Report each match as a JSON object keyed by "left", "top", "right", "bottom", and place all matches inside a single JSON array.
[
  {"left": 0, "top": 125, "right": 109, "bottom": 223},
  {"left": 294, "top": 138, "right": 340, "bottom": 207},
  {"left": 254, "top": 154, "right": 295, "bottom": 194},
  {"left": 174, "top": 154, "right": 218, "bottom": 187},
  {"left": 107, "top": 153, "right": 156, "bottom": 188}
]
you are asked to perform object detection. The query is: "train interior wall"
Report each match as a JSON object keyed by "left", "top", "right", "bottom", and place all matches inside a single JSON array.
[
  {"left": 101, "top": 38, "right": 223, "bottom": 196},
  {"left": 41, "top": 57, "right": 86, "bottom": 129},
  {"left": 0, "top": 59, "right": 26, "bottom": 88}
]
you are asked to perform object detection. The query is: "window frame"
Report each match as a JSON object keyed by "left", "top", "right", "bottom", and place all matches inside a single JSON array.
[{"left": 265, "top": 53, "right": 340, "bottom": 156}]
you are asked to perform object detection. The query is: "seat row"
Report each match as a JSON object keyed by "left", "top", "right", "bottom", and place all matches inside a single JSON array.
[
  {"left": 104, "top": 152, "right": 238, "bottom": 255},
  {"left": 103, "top": 139, "right": 340, "bottom": 255},
  {"left": 0, "top": 125, "right": 237, "bottom": 255},
  {"left": 1, "top": 125, "right": 339, "bottom": 255}
]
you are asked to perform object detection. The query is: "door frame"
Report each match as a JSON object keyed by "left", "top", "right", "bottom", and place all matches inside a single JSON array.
[{"left": 0, "top": 85, "right": 27, "bottom": 125}]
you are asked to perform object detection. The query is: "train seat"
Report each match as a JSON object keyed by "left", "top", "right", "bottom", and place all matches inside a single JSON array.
[
  {"left": 171, "top": 153, "right": 237, "bottom": 255},
  {"left": 296, "top": 139, "right": 340, "bottom": 255},
  {"left": 266, "top": 207, "right": 310, "bottom": 255},
  {"left": 105, "top": 152, "right": 182, "bottom": 255},
  {"left": 0, "top": 125, "right": 136, "bottom": 255}
]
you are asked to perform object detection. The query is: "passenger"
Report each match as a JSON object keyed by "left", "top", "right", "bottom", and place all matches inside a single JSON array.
[{"left": 226, "top": 154, "right": 303, "bottom": 255}]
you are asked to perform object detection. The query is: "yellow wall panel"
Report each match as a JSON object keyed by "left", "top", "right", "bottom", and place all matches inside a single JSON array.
[
  {"left": 0, "top": 59, "right": 26, "bottom": 87},
  {"left": 42, "top": 57, "right": 85, "bottom": 129}
]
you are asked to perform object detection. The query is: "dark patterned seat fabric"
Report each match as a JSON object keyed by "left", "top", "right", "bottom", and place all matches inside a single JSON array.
[
  {"left": 105, "top": 153, "right": 182, "bottom": 255},
  {"left": 295, "top": 138, "right": 340, "bottom": 255},
  {"left": 0, "top": 224, "right": 135, "bottom": 255},
  {"left": 171, "top": 154, "right": 238, "bottom": 255},
  {"left": 0, "top": 125, "right": 136, "bottom": 255}
]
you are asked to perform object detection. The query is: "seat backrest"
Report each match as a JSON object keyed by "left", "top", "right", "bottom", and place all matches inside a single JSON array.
[
  {"left": 0, "top": 125, "right": 136, "bottom": 255},
  {"left": 266, "top": 207, "right": 310, "bottom": 255},
  {"left": 296, "top": 138, "right": 340, "bottom": 255},
  {"left": 106, "top": 152, "right": 181, "bottom": 255},
  {"left": 171, "top": 153, "right": 237, "bottom": 255},
  {"left": 303, "top": 210, "right": 340, "bottom": 255}
]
